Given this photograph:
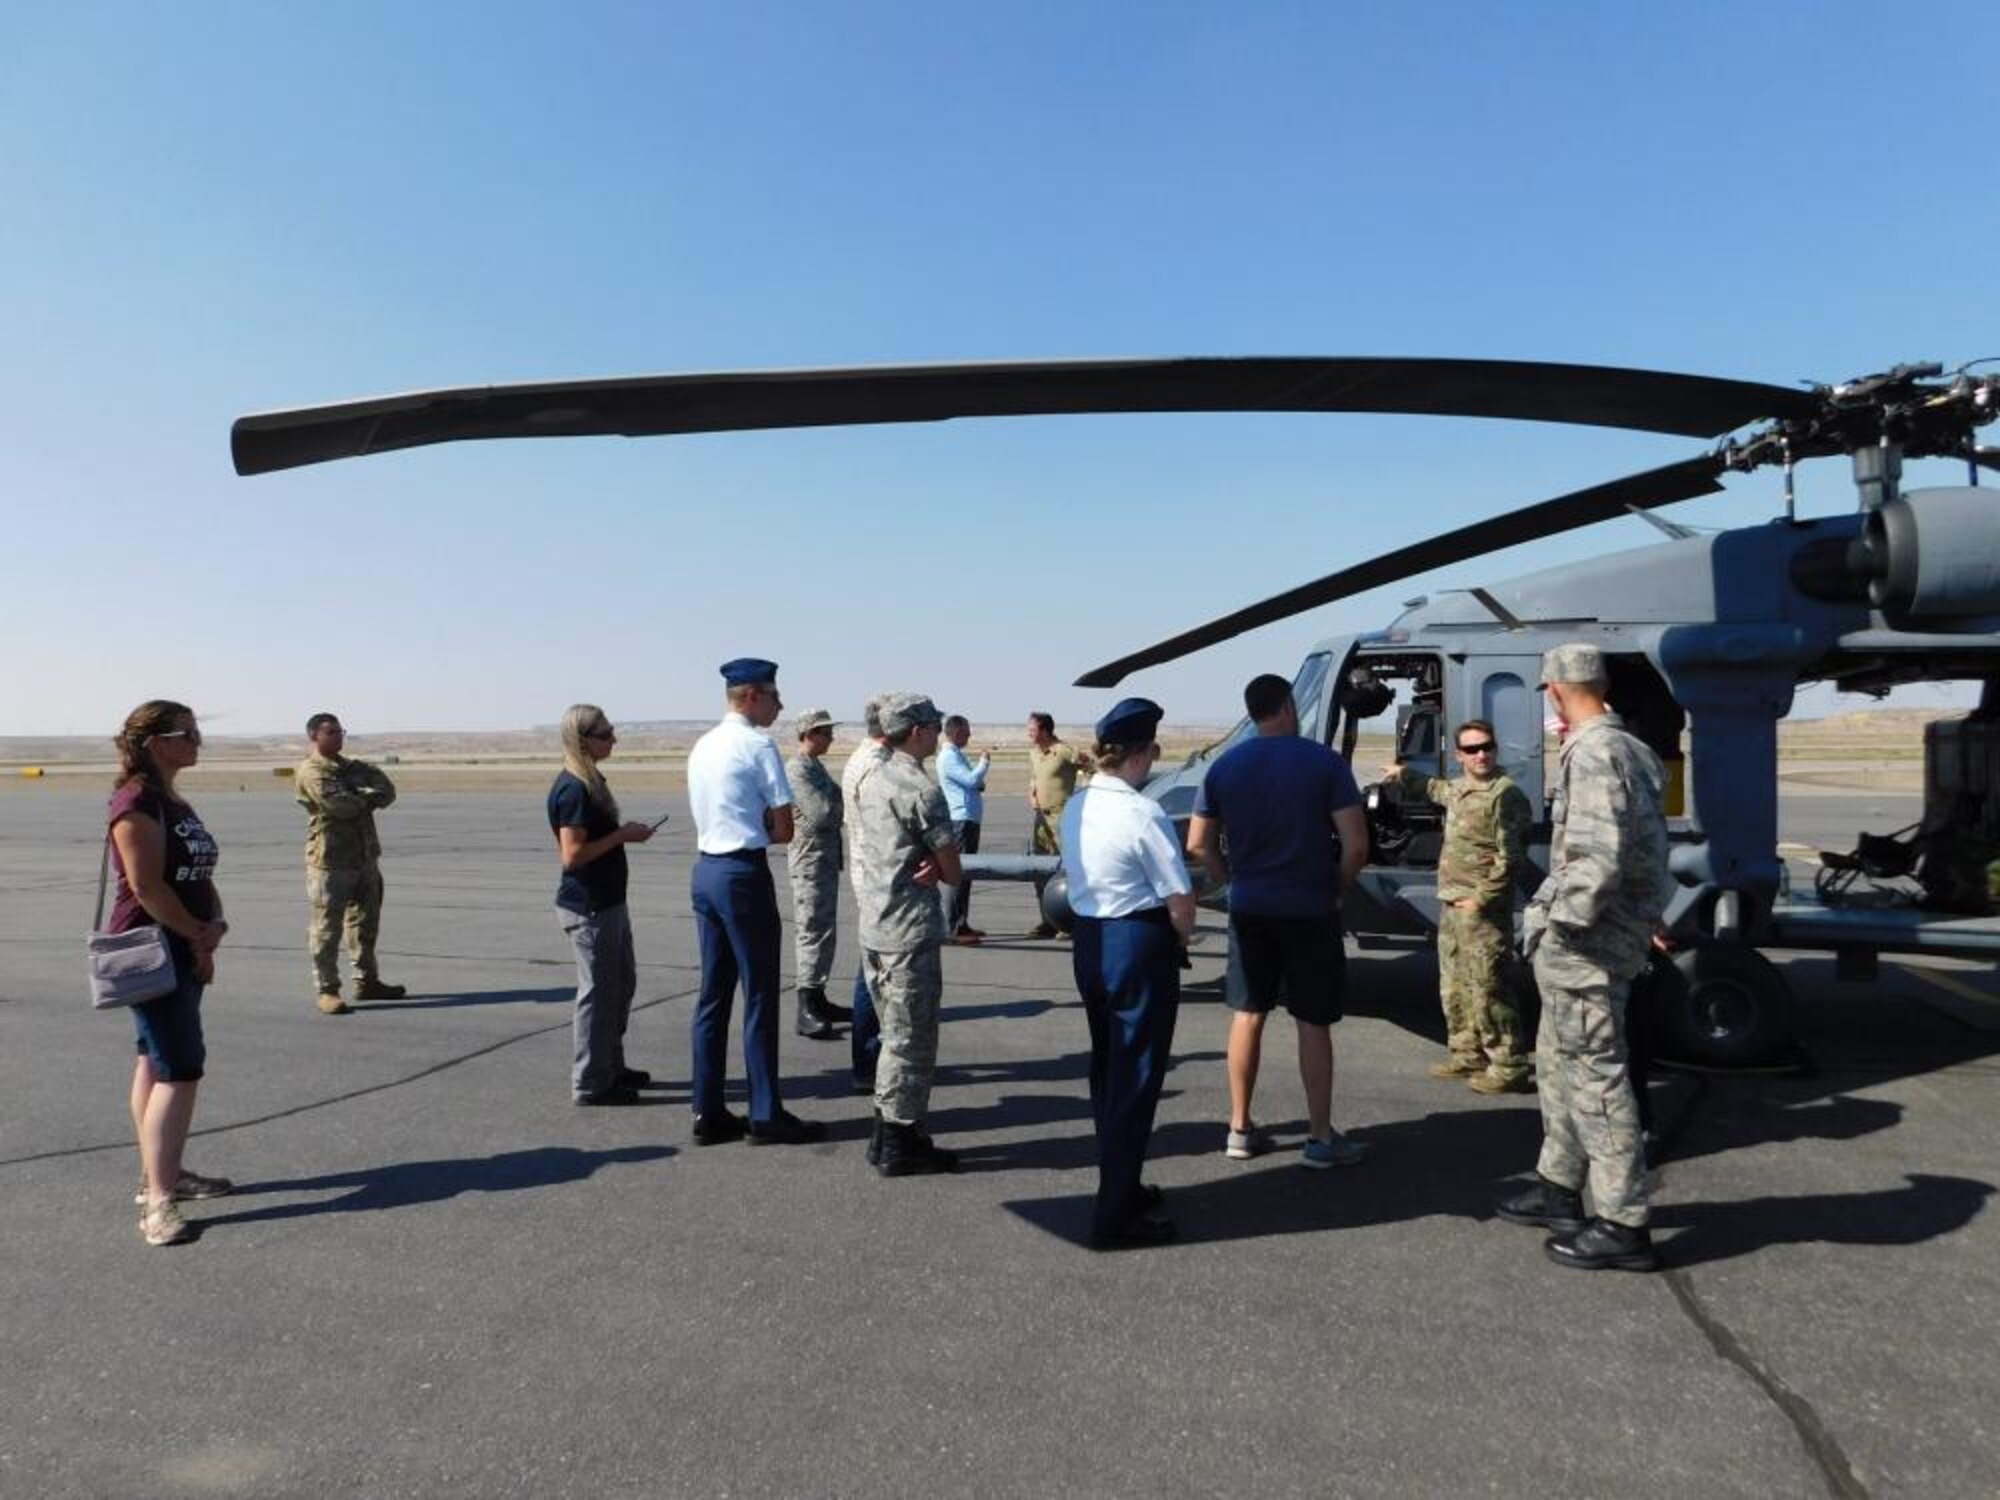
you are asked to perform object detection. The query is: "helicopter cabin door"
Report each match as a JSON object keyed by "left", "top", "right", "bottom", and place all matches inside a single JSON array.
[{"left": 1453, "top": 655, "right": 1544, "bottom": 810}]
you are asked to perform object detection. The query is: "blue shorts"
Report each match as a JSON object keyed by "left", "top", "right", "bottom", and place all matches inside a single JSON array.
[
  {"left": 131, "top": 938, "right": 206, "bottom": 1081},
  {"left": 1224, "top": 911, "right": 1346, "bottom": 1025}
]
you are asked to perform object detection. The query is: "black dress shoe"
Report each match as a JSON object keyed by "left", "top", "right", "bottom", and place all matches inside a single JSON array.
[
  {"left": 1496, "top": 1176, "right": 1586, "bottom": 1232},
  {"left": 1091, "top": 1214, "right": 1178, "bottom": 1251},
  {"left": 1546, "top": 1217, "right": 1660, "bottom": 1272},
  {"left": 616, "top": 1067, "right": 652, "bottom": 1089},
  {"left": 691, "top": 1110, "right": 748, "bottom": 1145},
  {"left": 747, "top": 1110, "right": 827, "bottom": 1146},
  {"left": 1138, "top": 1183, "right": 1165, "bottom": 1211},
  {"left": 575, "top": 1084, "right": 641, "bottom": 1106}
]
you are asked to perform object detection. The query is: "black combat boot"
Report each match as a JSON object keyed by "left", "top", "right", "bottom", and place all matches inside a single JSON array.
[
  {"left": 875, "top": 1122, "right": 958, "bottom": 1178},
  {"left": 795, "top": 989, "right": 837, "bottom": 1041},
  {"left": 1495, "top": 1176, "right": 1586, "bottom": 1232},
  {"left": 1545, "top": 1217, "right": 1660, "bottom": 1272},
  {"left": 808, "top": 986, "right": 853, "bottom": 1024},
  {"left": 866, "top": 1111, "right": 884, "bottom": 1167}
]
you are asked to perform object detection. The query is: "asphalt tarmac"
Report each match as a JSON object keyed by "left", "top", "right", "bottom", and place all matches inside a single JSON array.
[{"left": 3, "top": 788, "right": 1995, "bottom": 1498}]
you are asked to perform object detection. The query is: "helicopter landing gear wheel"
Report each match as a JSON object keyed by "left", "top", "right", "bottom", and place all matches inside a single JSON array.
[{"left": 1650, "top": 942, "right": 1794, "bottom": 1068}]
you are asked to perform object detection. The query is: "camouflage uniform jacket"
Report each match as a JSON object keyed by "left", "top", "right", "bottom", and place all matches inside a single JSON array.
[
  {"left": 784, "top": 752, "right": 843, "bottom": 870},
  {"left": 1524, "top": 711, "right": 1671, "bottom": 974},
  {"left": 295, "top": 752, "right": 397, "bottom": 870},
  {"left": 853, "top": 749, "right": 957, "bottom": 953},
  {"left": 1397, "top": 766, "right": 1532, "bottom": 911}
]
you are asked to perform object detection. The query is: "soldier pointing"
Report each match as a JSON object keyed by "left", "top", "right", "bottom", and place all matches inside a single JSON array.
[{"left": 1385, "top": 718, "right": 1534, "bottom": 1092}]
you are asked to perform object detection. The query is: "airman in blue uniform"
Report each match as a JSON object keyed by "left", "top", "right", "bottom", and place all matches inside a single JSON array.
[
  {"left": 685, "top": 658, "right": 825, "bottom": 1147},
  {"left": 1060, "top": 698, "right": 1197, "bottom": 1248}
]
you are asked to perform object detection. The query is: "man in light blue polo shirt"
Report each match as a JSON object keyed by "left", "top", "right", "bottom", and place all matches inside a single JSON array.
[
  {"left": 685, "top": 657, "right": 824, "bottom": 1147},
  {"left": 936, "top": 714, "right": 991, "bottom": 944}
]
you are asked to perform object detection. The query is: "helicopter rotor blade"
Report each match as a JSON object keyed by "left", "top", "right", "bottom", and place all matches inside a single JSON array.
[
  {"left": 231, "top": 357, "right": 1812, "bottom": 476},
  {"left": 1072, "top": 453, "right": 1727, "bottom": 688}
]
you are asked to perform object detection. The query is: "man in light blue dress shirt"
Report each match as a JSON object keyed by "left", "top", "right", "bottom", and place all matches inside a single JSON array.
[
  {"left": 937, "top": 715, "right": 991, "bottom": 943},
  {"left": 685, "top": 657, "right": 824, "bottom": 1147}
]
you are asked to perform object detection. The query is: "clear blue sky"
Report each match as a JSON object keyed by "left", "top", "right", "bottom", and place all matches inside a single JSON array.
[{"left": 3, "top": 2, "right": 1994, "bottom": 736}]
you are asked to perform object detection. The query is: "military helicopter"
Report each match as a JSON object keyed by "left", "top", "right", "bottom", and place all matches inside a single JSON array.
[{"left": 233, "top": 356, "right": 2000, "bottom": 1065}]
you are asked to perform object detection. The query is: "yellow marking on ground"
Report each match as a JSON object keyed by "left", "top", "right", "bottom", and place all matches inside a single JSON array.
[{"left": 1895, "top": 962, "right": 2000, "bottom": 1010}]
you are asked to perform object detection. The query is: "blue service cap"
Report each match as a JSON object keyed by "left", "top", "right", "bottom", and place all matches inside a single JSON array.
[
  {"left": 719, "top": 657, "right": 779, "bottom": 687},
  {"left": 1094, "top": 696, "right": 1164, "bottom": 744}
]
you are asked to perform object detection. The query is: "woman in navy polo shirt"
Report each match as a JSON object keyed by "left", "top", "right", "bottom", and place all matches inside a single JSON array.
[
  {"left": 549, "top": 706, "right": 656, "bottom": 1105},
  {"left": 106, "top": 700, "right": 231, "bottom": 1247}
]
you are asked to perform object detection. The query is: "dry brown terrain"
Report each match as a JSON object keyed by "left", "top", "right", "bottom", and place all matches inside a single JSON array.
[{"left": 0, "top": 709, "right": 1953, "bottom": 796}]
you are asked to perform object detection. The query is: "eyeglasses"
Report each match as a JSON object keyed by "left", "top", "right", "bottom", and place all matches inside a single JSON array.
[
  {"left": 153, "top": 728, "right": 202, "bottom": 743},
  {"left": 1456, "top": 741, "right": 1497, "bottom": 755},
  {"left": 584, "top": 728, "right": 616, "bottom": 742}
]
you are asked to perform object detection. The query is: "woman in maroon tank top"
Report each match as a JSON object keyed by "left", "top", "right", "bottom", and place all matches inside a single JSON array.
[{"left": 107, "top": 701, "right": 230, "bottom": 1247}]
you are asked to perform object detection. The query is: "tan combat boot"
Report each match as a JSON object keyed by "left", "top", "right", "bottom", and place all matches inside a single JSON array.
[
  {"left": 317, "top": 992, "right": 351, "bottom": 1015},
  {"left": 1468, "top": 1070, "right": 1534, "bottom": 1095},
  {"left": 1428, "top": 1055, "right": 1484, "bottom": 1080}
]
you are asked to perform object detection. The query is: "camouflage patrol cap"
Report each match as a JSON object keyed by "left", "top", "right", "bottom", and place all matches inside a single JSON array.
[
  {"left": 794, "top": 707, "right": 834, "bottom": 738},
  {"left": 1540, "top": 642, "right": 1608, "bottom": 686},
  {"left": 879, "top": 691, "right": 943, "bottom": 736}
]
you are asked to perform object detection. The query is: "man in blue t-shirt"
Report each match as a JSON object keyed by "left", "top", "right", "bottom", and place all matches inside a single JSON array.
[{"left": 1188, "top": 673, "right": 1371, "bottom": 1170}]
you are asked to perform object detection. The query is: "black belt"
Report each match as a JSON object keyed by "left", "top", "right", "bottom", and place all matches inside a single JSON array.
[{"left": 699, "top": 848, "right": 768, "bottom": 863}]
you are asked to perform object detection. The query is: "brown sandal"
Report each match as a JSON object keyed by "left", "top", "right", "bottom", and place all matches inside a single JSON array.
[
  {"left": 133, "top": 1169, "right": 234, "bottom": 1205},
  {"left": 139, "top": 1199, "right": 197, "bottom": 1246}
]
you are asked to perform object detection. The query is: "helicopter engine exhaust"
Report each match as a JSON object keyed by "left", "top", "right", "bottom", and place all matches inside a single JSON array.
[{"left": 1849, "top": 488, "right": 2000, "bottom": 618}]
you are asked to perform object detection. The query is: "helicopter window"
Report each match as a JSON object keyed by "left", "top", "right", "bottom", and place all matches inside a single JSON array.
[
  {"left": 1291, "top": 652, "right": 1333, "bottom": 744},
  {"left": 1396, "top": 704, "right": 1441, "bottom": 761}
]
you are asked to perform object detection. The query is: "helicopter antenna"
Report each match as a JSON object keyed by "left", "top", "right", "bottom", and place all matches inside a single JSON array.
[{"left": 1782, "top": 434, "right": 1797, "bottom": 521}]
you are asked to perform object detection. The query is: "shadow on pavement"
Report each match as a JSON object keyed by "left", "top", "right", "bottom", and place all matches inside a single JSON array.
[
  {"left": 362, "top": 986, "right": 574, "bottom": 1010},
  {"left": 195, "top": 1145, "right": 673, "bottom": 1226},
  {"left": 1651, "top": 1173, "right": 1995, "bottom": 1269}
]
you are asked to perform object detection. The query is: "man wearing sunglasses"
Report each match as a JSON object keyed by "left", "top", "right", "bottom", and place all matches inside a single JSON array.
[{"left": 1384, "top": 718, "right": 1533, "bottom": 1094}]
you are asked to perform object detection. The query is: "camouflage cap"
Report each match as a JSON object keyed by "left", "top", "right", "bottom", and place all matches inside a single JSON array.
[
  {"left": 794, "top": 707, "right": 834, "bottom": 738},
  {"left": 878, "top": 691, "right": 943, "bottom": 736},
  {"left": 1540, "top": 642, "right": 1608, "bottom": 686}
]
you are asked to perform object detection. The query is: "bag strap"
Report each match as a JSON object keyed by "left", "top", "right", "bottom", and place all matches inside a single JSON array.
[{"left": 93, "top": 826, "right": 113, "bottom": 930}]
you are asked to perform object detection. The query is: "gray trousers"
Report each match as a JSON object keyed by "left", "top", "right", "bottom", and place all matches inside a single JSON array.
[
  {"left": 788, "top": 848, "right": 840, "bottom": 989},
  {"left": 558, "top": 903, "right": 636, "bottom": 1099},
  {"left": 939, "top": 819, "right": 980, "bottom": 933}
]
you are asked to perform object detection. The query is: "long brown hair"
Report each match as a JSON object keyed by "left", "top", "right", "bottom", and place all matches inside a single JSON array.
[{"left": 113, "top": 700, "right": 193, "bottom": 800}]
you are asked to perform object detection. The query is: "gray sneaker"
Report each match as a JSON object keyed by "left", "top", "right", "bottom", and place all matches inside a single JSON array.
[
  {"left": 1301, "top": 1131, "right": 1368, "bottom": 1169},
  {"left": 1225, "top": 1123, "right": 1273, "bottom": 1160}
]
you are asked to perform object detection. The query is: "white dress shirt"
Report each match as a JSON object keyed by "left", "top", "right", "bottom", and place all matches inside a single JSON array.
[
  {"left": 1060, "top": 775, "right": 1192, "bottom": 918},
  {"left": 687, "top": 713, "right": 794, "bottom": 853}
]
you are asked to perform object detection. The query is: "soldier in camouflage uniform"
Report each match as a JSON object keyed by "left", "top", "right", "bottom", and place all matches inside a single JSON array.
[
  {"left": 784, "top": 707, "right": 849, "bottom": 1041},
  {"left": 839, "top": 696, "right": 891, "bottom": 1091},
  {"left": 296, "top": 713, "right": 406, "bottom": 1016},
  {"left": 853, "top": 692, "right": 964, "bottom": 1176},
  {"left": 1387, "top": 717, "right": 1534, "bottom": 1093},
  {"left": 1498, "top": 645, "right": 1672, "bottom": 1271}
]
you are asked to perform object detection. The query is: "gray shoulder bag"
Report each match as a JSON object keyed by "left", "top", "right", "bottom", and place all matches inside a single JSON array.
[{"left": 86, "top": 812, "right": 179, "bottom": 1009}]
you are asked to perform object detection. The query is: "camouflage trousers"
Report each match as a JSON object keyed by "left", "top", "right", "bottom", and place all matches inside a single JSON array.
[
  {"left": 1531, "top": 941, "right": 1649, "bottom": 1227},
  {"left": 864, "top": 944, "right": 942, "bottom": 1127},
  {"left": 307, "top": 863, "right": 383, "bottom": 994},
  {"left": 1437, "top": 904, "right": 1527, "bottom": 1080},
  {"left": 787, "top": 850, "right": 839, "bottom": 989}
]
